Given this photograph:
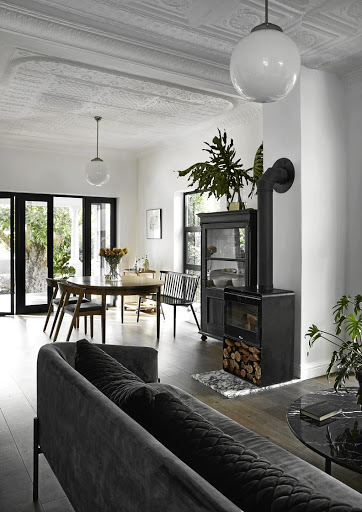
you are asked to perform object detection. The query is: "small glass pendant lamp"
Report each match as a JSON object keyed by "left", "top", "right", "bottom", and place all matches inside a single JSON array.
[
  {"left": 230, "top": 0, "right": 301, "bottom": 103},
  {"left": 85, "top": 116, "right": 110, "bottom": 186}
]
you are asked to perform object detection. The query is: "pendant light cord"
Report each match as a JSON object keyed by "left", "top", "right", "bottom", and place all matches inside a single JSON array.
[
  {"left": 96, "top": 118, "right": 99, "bottom": 159},
  {"left": 265, "top": 0, "right": 268, "bottom": 25}
]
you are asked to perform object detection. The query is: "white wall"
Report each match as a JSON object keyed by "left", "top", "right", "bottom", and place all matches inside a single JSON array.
[
  {"left": 346, "top": 86, "right": 362, "bottom": 295},
  {"left": 0, "top": 144, "right": 138, "bottom": 268},
  {"left": 300, "top": 68, "right": 347, "bottom": 379},
  {"left": 136, "top": 117, "right": 263, "bottom": 272},
  {"left": 263, "top": 67, "right": 347, "bottom": 379}
]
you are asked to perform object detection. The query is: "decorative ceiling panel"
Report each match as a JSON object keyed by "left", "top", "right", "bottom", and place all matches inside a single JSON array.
[
  {"left": 0, "top": 50, "right": 260, "bottom": 150},
  {"left": 0, "top": 0, "right": 362, "bottom": 150}
]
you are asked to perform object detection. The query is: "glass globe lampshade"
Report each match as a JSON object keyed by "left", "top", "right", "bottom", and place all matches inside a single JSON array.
[
  {"left": 85, "top": 157, "right": 110, "bottom": 186},
  {"left": 230, "top": 27, "right": 301, "bottom": 103}
]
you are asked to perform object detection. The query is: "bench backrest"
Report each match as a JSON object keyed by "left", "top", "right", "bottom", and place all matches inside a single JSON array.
[{"left": 160, "top": 271, "right": 199, "bottom": 302}]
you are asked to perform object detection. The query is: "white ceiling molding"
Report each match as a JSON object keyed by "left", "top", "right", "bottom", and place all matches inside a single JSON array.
[
  {"left": 0, "top": 50, "right": 260, "bottom": 152},
  {"left": 0, "top": 0, "right": 362, "bottom": 151}
]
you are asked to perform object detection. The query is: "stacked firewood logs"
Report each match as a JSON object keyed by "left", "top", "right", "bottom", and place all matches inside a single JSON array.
[{"left": 223, "top": 337, "right": 261, "bottom": 386}]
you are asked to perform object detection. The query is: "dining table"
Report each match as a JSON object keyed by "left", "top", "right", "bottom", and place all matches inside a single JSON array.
[{"left": 67, "top": 275, "right": 163, "bottom": 342}]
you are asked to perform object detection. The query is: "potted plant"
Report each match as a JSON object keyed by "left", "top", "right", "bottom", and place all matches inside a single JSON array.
[
  {"left": 177, "top": 129, "right": 263, "bottom": 210},
  {"left": 306, "top": 294, "right": 362, "bottom": 403}
]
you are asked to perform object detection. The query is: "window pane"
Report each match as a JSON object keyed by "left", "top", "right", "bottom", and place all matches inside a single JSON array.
[
  {"left": 53, "top": 197, "right": 83, "bottom": 278},
  {"left": 186, "top": 232, "right": 201, "bottom": 266},
  {"left": 91, "top": 203, "right": 111, "bottom": 277},
  {"left": 0, "top": 198, "right": 11, "bottom": 313},
  {"left": 25, "top": 201, "right": 48, "bottom": 306},
  {"left": 185, "top": 193, "right": 220, "bottom": 227}
]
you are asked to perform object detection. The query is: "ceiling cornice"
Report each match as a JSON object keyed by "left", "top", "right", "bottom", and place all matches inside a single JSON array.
[{"left": 0, "top": 1, "right": 238, "bottom": 96}]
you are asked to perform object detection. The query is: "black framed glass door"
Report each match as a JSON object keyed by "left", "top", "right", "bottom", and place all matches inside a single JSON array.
[
  {"left": 0, "top": 193, "right": 15, "bottom": 315},
  {"left": 15, "top": 194, "right": 53, "bottom": 314},
  {"left": 83, "top": 197, "right": 116, "bottom": 277},
  {"left": 1, "top": 192, "right": 116, "bottom": 315}
]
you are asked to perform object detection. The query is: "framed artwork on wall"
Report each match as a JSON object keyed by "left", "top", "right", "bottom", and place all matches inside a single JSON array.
[{"left": 146, "top": 209, "right": 162, "bottom": 239}]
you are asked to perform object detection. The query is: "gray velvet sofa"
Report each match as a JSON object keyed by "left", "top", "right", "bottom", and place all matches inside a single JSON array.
[{"left": 34, "top": 342, "right": 362, "bottom": 512}]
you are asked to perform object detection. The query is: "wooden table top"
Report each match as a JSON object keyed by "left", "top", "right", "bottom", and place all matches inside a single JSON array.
[{"left": 67, "top": 275, "right": 163, "bottom": 294}]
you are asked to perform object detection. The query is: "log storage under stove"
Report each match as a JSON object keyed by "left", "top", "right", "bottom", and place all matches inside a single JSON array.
[
  {"left": 223, "top": 288, "right": 295, "bottom": 386},
  {"left": 223, "top": 158, "right": 296, "bottom": 387}
]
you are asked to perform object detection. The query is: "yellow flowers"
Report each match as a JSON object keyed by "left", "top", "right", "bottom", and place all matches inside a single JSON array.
[{"left": 99, "top": 247, "right": 129, "bottom": 264}]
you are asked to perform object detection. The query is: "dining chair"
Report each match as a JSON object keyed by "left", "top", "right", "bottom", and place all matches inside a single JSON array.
[
  {"left": 136, "top": 271, "right": 200, "bottom": 336},
  {"left": 53, "top": 282, "right": 105, "bottom": 343},
  {"left": 44, "top": 278, "right": 89, "bottom": 339}
]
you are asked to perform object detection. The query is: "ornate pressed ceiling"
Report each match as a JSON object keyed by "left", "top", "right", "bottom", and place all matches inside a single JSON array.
[{"left": 0, "top": 0, "right": 361, "bottom": 152}]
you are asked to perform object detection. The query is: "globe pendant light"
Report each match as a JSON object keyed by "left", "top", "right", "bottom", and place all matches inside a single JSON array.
[
  {"left": 230, "top": 0, "right": 301, "bottom": 103},
  {"left": 85, "top": 116, "right": 110, "bottom": 186}
]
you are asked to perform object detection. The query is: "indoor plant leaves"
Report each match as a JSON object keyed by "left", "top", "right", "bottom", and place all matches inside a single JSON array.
[
  {"left": 177, "top": 129, "right": 262, "bottom": 208},
  {"left": 306, "top": 294, "right": 362, "bottom": 403}
]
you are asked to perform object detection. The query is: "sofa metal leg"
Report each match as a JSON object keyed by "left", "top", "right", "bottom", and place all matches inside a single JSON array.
[
  {"left": 173, "top": 306, "right": 176, "bottom": 337},
  {"left": 33, "top": 417, "right": 42, "bottom": 501}
]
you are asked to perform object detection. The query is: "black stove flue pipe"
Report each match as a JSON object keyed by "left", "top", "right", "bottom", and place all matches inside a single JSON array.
[{"left": 257, "top": 157, "right": 295, "bottom": 292}]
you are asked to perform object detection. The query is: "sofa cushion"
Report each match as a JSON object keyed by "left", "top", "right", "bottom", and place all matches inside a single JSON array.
[
  {"left": 149, "top": 392, "right": 359, "bottom": 512},
  {"left": 74, "top": 339, "right": 157, "bottom": 426}
]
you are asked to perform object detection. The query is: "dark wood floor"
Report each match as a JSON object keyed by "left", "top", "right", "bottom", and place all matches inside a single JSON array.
[{"left": 0, "top": 306, "right": 360, "bottom": 512}]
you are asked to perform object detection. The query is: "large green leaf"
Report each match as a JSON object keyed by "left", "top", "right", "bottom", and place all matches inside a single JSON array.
[
  {"left": 177, "top": 129, "right": 261, "bottom": 204},
  {"left": 248, "top": 142, "right": 263, "bottom": 198}
]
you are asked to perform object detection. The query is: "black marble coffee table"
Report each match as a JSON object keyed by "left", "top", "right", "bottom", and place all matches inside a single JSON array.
[{"left": 287, "top": 388, "right": 362, "bottom": 475}]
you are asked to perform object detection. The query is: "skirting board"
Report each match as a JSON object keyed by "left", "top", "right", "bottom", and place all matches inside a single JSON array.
[{"left": 297, "top": 359, "right": 336, "bottom": 381}]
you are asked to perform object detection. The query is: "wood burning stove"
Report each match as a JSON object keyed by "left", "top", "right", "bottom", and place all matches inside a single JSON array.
[
  {"left": 224, "top": 287, "right": 294, "bottom": 386},
  {"left": 223, "top": 157, "right": 296, "bottom": 387}
]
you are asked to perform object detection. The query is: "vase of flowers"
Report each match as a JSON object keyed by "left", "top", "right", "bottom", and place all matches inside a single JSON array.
[{"left": 99, "top": 247, "right": 129, "bottom": 281}]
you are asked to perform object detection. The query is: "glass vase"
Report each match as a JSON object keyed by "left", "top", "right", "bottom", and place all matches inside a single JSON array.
[{"left": 105, "top": 260, "right": 120, "bottom": 281}]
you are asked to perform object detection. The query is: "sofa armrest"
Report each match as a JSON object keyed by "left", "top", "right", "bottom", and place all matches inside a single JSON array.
[{"left": 49, "top": 342, "right": 158, "bottom": 382}]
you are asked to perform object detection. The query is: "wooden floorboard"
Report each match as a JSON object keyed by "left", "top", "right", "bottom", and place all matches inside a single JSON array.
[{"left": 0, "top": 306, "right": 361, "bottom": 512}]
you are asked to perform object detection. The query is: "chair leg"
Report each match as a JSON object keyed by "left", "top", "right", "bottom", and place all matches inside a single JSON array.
[
  {"left": 136, "top": 296, "right": 142, "bottom": 323},
  {"left": 51, "top": 290, "right": 68, "bottom": 340},
  {"left": 53, "top": 307, "right": 66, "bottom": 342},
  {"left": 173, "top": 305, "right": 176, "bottom": 337},
  {"left": 190, "top": 304, "right": 200, "bottom": 331},
  {"left": 90, "top": 316, "right": 94, "bottom": 338},
  {"left": 43, "top": 303, "right": 53, "bottom": 332},
  {"left": 43, "top": 286, "right": 57, "bottom": 332},
  {"left": 84, "top": 316, "right": 87, "bottom": 334},
  {"left": 49, "top": 305, "right": 60, "bottom": 339},
  {"left": 66, "top": 315, "right": 77, "bottom": 341}
]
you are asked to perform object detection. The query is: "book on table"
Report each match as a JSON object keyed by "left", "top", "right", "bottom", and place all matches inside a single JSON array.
[{"left": 300, "top": 401, "right": 342, "bottom": 422}]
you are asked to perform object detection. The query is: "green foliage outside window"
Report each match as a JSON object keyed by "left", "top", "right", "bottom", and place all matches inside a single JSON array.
[{"left": 0, "top": 206, "right": 76, "bottom": 293}]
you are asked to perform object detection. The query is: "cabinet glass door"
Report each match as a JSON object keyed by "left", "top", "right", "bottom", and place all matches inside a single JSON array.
[{"left": 206, "top": 226, "right": 246, "bottom": 288}]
